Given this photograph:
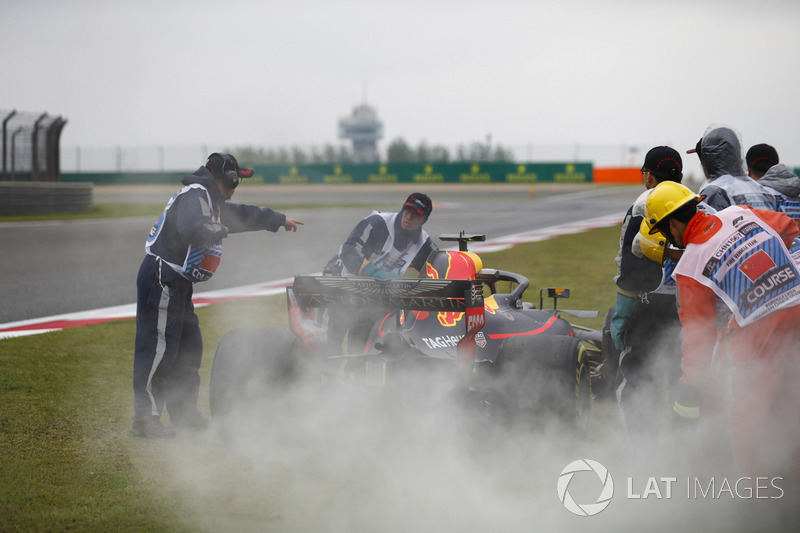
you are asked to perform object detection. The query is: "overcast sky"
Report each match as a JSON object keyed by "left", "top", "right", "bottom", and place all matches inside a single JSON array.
[{"left": 3, "top": 0, "right": 800, "bottom": 172}]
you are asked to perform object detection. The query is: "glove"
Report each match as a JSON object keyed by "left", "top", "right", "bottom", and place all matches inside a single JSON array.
[
  {"left": 672, "top": 381, "right": 700, "bottom": 430},
  {"left": 610, "top": 292, "right": 640, "bottom": 351},
  {"left": 361, "top": 263, "right": 379, "bottom": 277},
  {"left": 361, "top": 263, "right": 401, "bottom": 279}
]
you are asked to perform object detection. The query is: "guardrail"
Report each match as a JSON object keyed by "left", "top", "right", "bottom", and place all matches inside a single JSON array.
[{"left": 0, "top": 182, "right": 93, "bottom": 215}]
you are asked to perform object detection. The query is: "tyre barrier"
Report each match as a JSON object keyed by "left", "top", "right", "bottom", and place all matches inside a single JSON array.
[{"left": 0, "top": 181, "right": 93, "bottom": 215}]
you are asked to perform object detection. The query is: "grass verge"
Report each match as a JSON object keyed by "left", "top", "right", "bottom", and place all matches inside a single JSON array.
[
  {"left": 0, "top": 203, "right": 164, "bottom": 223},
  {"left": 0, "top": 202, "right": 399, "bottom": 223},
  {"left": 0, "top": 225, "right": 620, "bottom": 531}
]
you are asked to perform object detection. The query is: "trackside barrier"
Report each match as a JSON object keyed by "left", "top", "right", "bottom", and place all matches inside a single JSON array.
[
  {"left": 61, "top": 162, "right": 594, "bottom": 185},
  {"left": 61, "top": 162, "right": 775, "bottom": 186},
  {"left": 593, "top": 167, "right": 642, "bottom": 184},
  {"left": 0, "top": 182, "right": 93, "bottom": 214}
]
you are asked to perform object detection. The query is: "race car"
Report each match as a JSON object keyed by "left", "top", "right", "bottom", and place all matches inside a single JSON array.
[{"left": 209, "top": 233, "right": 613, "bottom": 431}]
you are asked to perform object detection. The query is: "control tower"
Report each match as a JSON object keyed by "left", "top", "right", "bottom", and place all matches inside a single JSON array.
[{"left": 338, "top": 103, "right": 383, "bottom": 162}]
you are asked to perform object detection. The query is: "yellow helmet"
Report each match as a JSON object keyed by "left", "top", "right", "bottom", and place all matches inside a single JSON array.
[
  {"left": 634, "top": 218, "right": 666, "bottom": 264},
  {"left": 644, "top": 181, "right": 701, "bottom": 234}
]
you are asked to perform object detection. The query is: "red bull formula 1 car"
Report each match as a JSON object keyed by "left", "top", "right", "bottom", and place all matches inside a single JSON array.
[{"left": 209, "top": 233, "right": 613, "bottom": 430}]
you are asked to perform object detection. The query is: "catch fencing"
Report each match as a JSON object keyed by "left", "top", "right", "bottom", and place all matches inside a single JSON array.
[
  {"left": 0, "top": 110, "right": 93, "bottom": 215},
  {"left": 1, "top": 109, "right": 68, "bottom": 182}
]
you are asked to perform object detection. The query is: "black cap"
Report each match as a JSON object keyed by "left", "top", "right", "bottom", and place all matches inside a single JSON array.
[
  {"left": 686, "top": 138, "right": 702, "bottom": 155},
  {"left": 403, "top": 192, "right": 433, "bottom": 218},
  {"left": 642, "top": 146, "right": 682, "bottom": 181},
  {"left": 746, "top": 143, "right": 779, "bottom": 173},
  {"left": 205, "top": 153, "right": 255, "bottom": 188}
]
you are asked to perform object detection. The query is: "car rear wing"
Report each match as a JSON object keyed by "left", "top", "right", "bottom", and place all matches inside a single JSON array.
[
  {"left": 287, "top": 276, "right": 485, "bottom": 378},
  {"left": 288, "top": 275, "right": 483, "bottom": 312}
]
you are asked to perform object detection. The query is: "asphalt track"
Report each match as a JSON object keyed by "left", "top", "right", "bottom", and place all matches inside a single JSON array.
[{"left": 0, "top": 183, "right": 641, "bottom": 325}]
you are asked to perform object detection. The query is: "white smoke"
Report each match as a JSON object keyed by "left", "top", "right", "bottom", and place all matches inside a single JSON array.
[{"left": 140, "top": 341, "right": 797, "bottom": 533}]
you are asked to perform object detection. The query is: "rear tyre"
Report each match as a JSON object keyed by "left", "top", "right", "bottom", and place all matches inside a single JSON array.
[
  {"left": 209, "top": 327, "right": 299, "bottom": 420},
  {"left": 495, "top": 334, "right": 591, "bottom": 431}
]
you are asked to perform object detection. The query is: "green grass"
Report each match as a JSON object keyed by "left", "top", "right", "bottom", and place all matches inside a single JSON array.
[
  {"left": 0, "top": 202, "right": 400, "bottom": 223},
  {"left": 0, "top": 226, "right": 621, "bottom": 531},
  {"left": 0, "top": 203, "right": 164, "bottom": 222},
  {"left": 477, "top": 227, "right": 618, "bottom": 331},
  {"left": 0, "top": 182, "right": 609, "bottom": 223}
]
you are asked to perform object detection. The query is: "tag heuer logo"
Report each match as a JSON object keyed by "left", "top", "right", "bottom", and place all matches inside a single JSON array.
[{"left": 475, "top": 331, "right": 487, "bottom": 348}]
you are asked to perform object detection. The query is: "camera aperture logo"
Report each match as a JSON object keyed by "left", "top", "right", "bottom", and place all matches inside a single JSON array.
[{"left": 557, "top": 459, "right": 614, "bottom": 517}]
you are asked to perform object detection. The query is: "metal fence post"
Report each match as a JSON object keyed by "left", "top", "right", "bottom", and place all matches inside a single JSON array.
[
  {"left": 2, "top": 110, "right": 18, "bottom": 180},
  {"left": 31, "top": 113, "right": 48, "bottom": 181},
  {"left": 10, "top": 126, "right": 23, "bottom": 180},
  {"left": 46, "top": 117, "right": 67, "bottom": 181}
]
